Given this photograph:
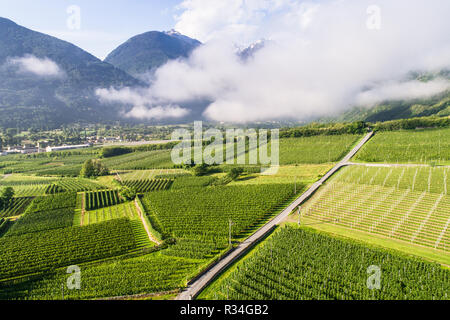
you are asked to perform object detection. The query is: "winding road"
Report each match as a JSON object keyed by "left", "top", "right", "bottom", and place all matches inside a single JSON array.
[{"left": 177, "top": 131, "right": 374, "bottom": 300}]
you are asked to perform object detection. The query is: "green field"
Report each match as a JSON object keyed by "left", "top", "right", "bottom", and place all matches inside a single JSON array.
[
  {"left": 355, "top": 128, "right": 450, "bottom": 164},
  {"left": 198, "top": 226, "right": 449, "bottom": 300},
  {"left": 279, "top": 135, "right": 362, "bottom": 164},
  {"left": 142, "top": 184, "right": 299, "bottom": 241}
]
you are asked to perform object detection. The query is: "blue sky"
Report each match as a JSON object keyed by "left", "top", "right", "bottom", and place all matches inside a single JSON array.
[{"left": 0, "top": 0, "right": 181, "bottom": 59}]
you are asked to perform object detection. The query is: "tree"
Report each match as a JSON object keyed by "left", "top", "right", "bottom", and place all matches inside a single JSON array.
[
  {"left": 80, "top": 159, "right": 95, "bottom": 178},
  {"left": 228, "top": 167, "right": 244, "bottom": 180},
  {"left": 119, "top": 186, "right": 136, "bottom": 201},
  {"left": 80, "top": 159, "right": 109, "bottom": 178},
  {"left": 193, "top": 163, "right": 210, "bottom": 176}
]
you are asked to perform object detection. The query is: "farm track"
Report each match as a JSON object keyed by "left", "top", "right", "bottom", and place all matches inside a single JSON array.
[
  {"left": 176, "top": 132, "right": 374, "bottom": 300},
  {"left": 80, "top": 193, "right": 86, "bottom": 226},
  {"left": 134, "top": 198, "right": 161, "bottom": 245}
]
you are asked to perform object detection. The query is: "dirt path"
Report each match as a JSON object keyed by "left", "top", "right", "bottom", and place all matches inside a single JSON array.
[
  {"left": 134, "top": 198, "right": 161, "bottom": 245},
  {"left": 80, "top": 193, "right": 86, "bottom": 226}
]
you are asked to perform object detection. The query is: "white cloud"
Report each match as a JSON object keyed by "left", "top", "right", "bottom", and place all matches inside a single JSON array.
[
  {"left": 96, "top": 87, "right": 190, "bottom": 120},
  {"left": 355, "top": 79, "right": 450, "bottom": 106},
  {"left": 98, "top": 0, "right": 450, "bottom": 123},
  {"left": 8, "top": 55, "right": 64, "bottom": 78},
  {"left": 124, "top": 105, "right": 190, "bottom": 120}
]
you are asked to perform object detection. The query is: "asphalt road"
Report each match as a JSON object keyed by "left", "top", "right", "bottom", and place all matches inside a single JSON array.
[{"left": 176, "top": 131, "right": 374, "bottom": 300}]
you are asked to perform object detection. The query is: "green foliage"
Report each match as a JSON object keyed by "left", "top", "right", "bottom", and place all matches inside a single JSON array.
[
  {"left": 201, "top": 226, "right": 449, "bottom": 300},
  {"left": 80, "top": 159, "right": 109, "bottom": 178},
  {"left": 101, "top": 146, "right": 132, "bottom": 158},
  {"left": 119, "top": 186, "right": 137, "bottom": 201},
  {"left": 193, "top": 163, "right": 210, "bottom": 176},
  {"left": 228, "top": 167, "right": 244, "bottom": 180}
]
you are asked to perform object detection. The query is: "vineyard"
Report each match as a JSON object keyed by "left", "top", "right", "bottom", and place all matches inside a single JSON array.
[
  {"left": 278, "top": 135, "right": 362, "bottom": 164},
  {"left": 85, "top": 190, "right": 123, "bottom": 210},
  {"left": 303, "top": 166, "right": 450, "bottom": 251},
  {"left": 0, "top": 219, "right": 137, "bottom": 279},
  {"left": 354, "top": 128, "right": 450, "bottom": 164},
  {"left": 0, "top": 253, "right": 202, "bottom": 300},
  {"left": 118, "top": 169, "right": 188, "bottom": 181},
  {"left": 83, "top": 202, "right": 137, "bottom": 225},
  {"left": 102, "top": 150, "right": 175, "bottom": 170},
  {"left": 143, "top": 184, "right": 298, "bottom": 241},
  {"left": 199, "top": 226, "right": 449, "bottom": 300},
  {"left": 0, "top": 197, "right": 33, "bottom": 218},
  {"left": 121, "top": 179, "right": 173, "bottom": 193}
]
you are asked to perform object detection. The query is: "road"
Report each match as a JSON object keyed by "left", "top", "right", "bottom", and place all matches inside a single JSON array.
[{"left": 176, "top": 131, "right": 374, "bottom": 300}]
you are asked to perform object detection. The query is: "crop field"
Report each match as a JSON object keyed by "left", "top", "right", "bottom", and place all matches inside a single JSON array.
[
  {"left": 117, "top": 169, "right": 188, "bottom": 181},
  {"left": 0, "top": 219, "right": 137, "bottom": 280},
  {"left": 229, "top": 164, "right": 333, "bottom": 185},
  {"left": 354, "top": 128, "right": 450, "bottom": 164},
  {"left": 83, "top": 202, "right": 137, "bottom": 225},
  {"left": 122, "top": 179, "right": 173, "bottom": 193},
  {"left": 303, "top": 166, "right": 450, "bottom": 251},
  {"left": 199, "top": 226, "right": 449, "bottom": 300},
  {"left": 0, "top": 253, "right": 202, "bottom": 300},
  {"left": 0, "top": 197, "right": 33, "bottom": 218},
  {"left": 143, "top": 184, "right": 298, "bottom": 241},
  {"left": 0, "top": 153, "right": 98, "bottom": 176},
  {"left": 278, "top": 135, "right": 362, "bottom": 164},
  {"left": 85, "top": 190, "right": 123, "bottom": 210},
  {"left": 102, "top": 150, "right": 174, "bottom": 170}
]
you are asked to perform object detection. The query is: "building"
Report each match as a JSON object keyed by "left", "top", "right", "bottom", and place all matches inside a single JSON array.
[{"left": 45, "top": 144, "right": 91, "bottom": 152}]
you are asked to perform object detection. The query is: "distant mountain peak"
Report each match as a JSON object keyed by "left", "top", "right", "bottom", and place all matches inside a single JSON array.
[
  {"left": 237, "top": 39, "right": 270, "bottom": 60},
  {"left": 104, "top": 30, "right": 201, "bottom": 78},
  {"left": 164, "top": 29, "right": 182, "bottom": 36}
]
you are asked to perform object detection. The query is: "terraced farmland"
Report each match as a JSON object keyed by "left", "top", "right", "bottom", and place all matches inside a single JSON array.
[
  {"left": 355, "top": 128, "right": 450, "bottom": 164},
  {"left": 303, "top": 166, "right": 450, "bottom": 251}
]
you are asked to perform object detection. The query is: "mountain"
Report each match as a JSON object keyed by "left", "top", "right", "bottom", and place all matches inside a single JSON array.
[
  {"left": 335, "top": 71, "right": 450, "bottom": 123},
  {"left": 104, "top": 30, "right": 201, "bottom": 78},
  {"left": 0, "top": 17, "right": 141, "bottom": 129},
  {"left": 238, "top": 39, "right": 269, "bottom": 60}
]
